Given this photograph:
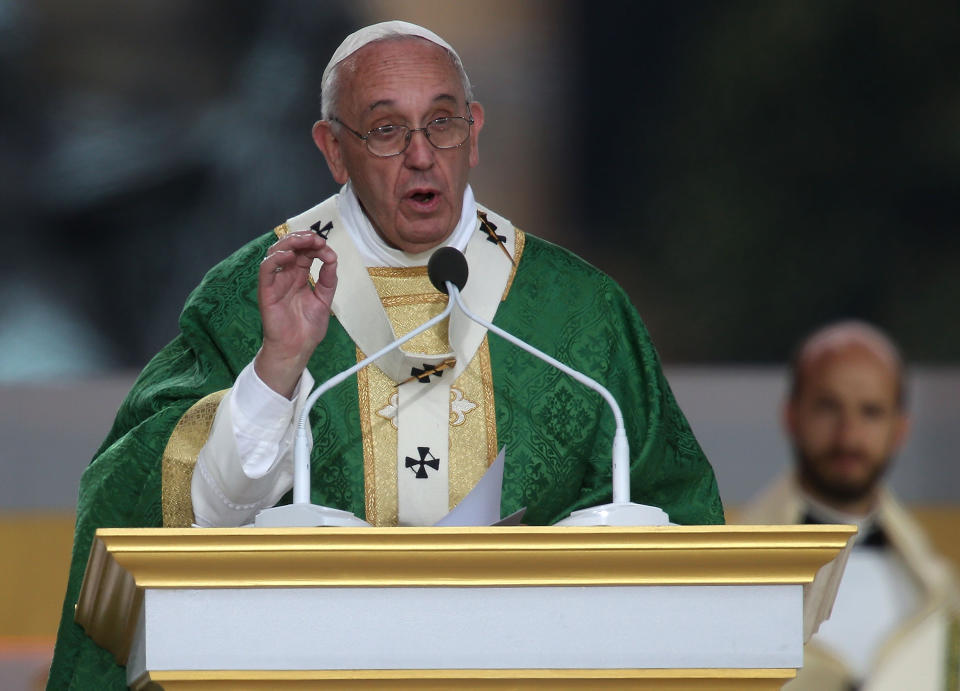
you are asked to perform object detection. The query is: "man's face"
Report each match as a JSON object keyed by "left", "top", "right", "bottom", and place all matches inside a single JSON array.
[
  {"left": 313, "top": 38, "right": 483, "bottom": 254},
  {"left": 786, "top": 346, "right": 908, "bottom": 508}
]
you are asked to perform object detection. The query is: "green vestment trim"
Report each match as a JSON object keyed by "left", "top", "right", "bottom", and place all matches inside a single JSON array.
[{"left": 48, "top": 229, "right": 723, "bottom": 689}]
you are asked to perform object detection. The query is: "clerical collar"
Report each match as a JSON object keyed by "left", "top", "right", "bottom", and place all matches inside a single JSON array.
[
  {"left": 336, "top": 181, "right": 478, "bottom": 268},
  {"left": 800, "top": 491, "right": 888, "bottom": 548}
]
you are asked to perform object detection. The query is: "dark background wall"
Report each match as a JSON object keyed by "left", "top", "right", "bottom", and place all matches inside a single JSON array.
[{"left": 568, "top": 1, "right": 960, "bottom": 362}]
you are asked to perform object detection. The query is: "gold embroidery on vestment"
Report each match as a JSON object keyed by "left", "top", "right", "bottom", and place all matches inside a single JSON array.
[
  {"left": 161, "top": 390, "right": 229, "bottom": 527},
  {"left": 447, "top": 336, "right": 497, "bottom": 509},
  {"left": 478, "top": 338, "right": 499, "bottom": 462},
  {"left": 371, "top": 272, "right": 449, "bottom": 354},
  {"left": 273, "top": 223, "right": 290, "bottom": 240},
  {"left": 357, "top": 350, "right": 380, "bottom": 525},
  {"left": 362, "top": 362, "right": 401, "bottom": 526},
  {"left": 503, "top": 228, "right": 526, "bottom": 300},
  {"left": 381, "top": 294, "right": 448, "bottom": 308},
  {"left": 367, "top": 266, "right": 429, "bottom": 278}
]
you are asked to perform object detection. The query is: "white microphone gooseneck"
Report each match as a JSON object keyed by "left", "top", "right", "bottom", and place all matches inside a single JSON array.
[
  {"left": 444, "top": 281, "right": 631, "bottom": 505},
  {"left": 426, "top": 245, "right": 668, "bottom": 526}
]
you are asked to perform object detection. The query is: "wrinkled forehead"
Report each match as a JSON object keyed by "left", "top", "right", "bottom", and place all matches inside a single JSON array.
[
  {"left": 335, "top": 38, "right": 467, "bottom": 119},
  {"left": 341, "top": 36, "right": 458, "bottom": 83}
]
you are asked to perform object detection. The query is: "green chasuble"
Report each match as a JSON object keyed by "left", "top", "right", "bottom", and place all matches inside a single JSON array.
[{"left": 48, "top": 225, "right": 723, "bottom": 689}]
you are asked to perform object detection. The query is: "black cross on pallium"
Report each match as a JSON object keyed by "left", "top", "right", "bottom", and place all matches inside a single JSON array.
[
  {"left": 405, "top": 446, "right": 440, "bottom": 479},
  {"left": 410, "top": 363, "right": 445, "bottom": 384},
  {"left": 477, "top": 210, "right": 516, "bottom": 266},
  {"left": 478, "top": 212, "right": 505, "bottom": 245},
  {"left": 310, "top": 220, "right": 333, "bottom": 238}
]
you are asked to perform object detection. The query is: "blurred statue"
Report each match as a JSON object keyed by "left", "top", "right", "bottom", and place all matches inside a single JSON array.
[{"left": 738, "top": 320, "right": 960, "bottom": 690}]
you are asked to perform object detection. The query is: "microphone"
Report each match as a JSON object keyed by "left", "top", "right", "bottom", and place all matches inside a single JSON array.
[
  {"left": 427, "top": 246, "right": 468, "bottom": 294},
  {"left": 257, "top": 245, "right": 669, "bottom": 527},
  {"left": 428, "top": 248, "right": 670, "bottom": 527}
]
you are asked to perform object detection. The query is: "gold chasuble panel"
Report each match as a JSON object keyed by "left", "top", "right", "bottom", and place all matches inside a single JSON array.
[{"left": 358, "top": 269, "right": 499, "bottom": 526}]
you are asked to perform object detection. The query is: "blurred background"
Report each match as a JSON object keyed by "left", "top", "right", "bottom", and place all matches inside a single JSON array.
[{"left": 1, "top": 0, "right": 958, "bottom": 687}]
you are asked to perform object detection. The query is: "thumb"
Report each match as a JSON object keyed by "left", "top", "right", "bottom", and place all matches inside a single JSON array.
[{"left": 314, "top": 257, "right": 338, "bottom": 302}]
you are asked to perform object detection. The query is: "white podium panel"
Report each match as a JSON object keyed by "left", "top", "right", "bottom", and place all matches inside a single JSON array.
[{"left": 128, "top": 584, "right": 802, "bottom": 681}]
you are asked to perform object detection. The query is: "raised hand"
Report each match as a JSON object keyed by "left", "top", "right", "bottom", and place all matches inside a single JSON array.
[{"left": 254, "top": 231, "right": 338, "bottom": 398}]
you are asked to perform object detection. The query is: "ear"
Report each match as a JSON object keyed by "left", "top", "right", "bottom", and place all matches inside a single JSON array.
[
  {"left": 467, "top": 101, "right": 485, "bottom": 168},
  {"left": 313, "top": 120, "right": 349, "bottom": 184}
]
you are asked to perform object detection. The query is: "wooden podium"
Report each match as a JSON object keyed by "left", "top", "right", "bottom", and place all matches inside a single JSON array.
[{"left": 75, "top": 525, "right": 855, "bottom": 690}]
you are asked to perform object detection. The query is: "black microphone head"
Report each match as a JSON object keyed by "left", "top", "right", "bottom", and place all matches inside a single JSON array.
[{"left": 428, "top": 246, "right": 469, "bottom": 294}]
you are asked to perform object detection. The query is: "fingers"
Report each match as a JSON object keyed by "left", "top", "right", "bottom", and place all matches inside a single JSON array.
[
  {"left": 263, "top": 231, "right": 334, "bottom": 265},
  {"left": 259, "top": 249, "right": 299, "bottom": 288},
  {"left": 315, "top": 254, "right": 338, "bottom": 291},
  {"left": 266, "top": 230, "right": 333, "bottom": 257},
  {"left": 262, "top": 249, "right": 316, "bottom": 273},
  {"left": 260, "top": 231, "right": 337, "bottom": 285}
]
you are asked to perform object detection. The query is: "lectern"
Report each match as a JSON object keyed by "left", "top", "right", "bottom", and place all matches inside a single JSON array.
[{"left": 75, "top": 525, "right": 854, "bottom": 690}]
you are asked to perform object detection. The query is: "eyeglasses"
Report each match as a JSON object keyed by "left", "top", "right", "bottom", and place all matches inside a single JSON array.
[{"left": 331, "top": 115, "right": 474, "bottom": 157}]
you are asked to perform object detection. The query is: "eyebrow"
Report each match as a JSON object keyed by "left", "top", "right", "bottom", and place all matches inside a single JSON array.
[{"left": 367, "top": 93, "right": 460, "bottom": 113}]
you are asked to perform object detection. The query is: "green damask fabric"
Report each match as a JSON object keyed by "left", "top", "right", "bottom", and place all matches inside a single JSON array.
[{"left": 48, "top": 226, "right": 722, "bottom": 689}]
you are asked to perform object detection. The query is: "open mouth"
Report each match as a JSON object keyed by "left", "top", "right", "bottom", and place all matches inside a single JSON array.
[{"left": 405, "top": 188, "right": 441, "bottom": 212}]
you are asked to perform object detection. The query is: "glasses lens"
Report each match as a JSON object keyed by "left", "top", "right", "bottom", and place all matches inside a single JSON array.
[
  {"left": 426, "top": 118, "right": 470, "bottom": 149},
  {"left": 367, "top": 125, "right": 408, "bottom": 156}
]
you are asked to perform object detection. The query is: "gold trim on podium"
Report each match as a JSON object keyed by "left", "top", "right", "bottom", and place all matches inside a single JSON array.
[
  {"left": 76, "top": 525, "right": 854, "bottom": 668},
  {"left": 132, "top": 668, "right": 797, "bottom": 690},
  {"left": 81, "top": 524, "right": 855, "bottom": 588}
]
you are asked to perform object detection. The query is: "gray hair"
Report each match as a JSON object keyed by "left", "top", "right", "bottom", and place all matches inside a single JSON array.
[{"left": 321, "top": 34, "right": 474, "bottom": 122}]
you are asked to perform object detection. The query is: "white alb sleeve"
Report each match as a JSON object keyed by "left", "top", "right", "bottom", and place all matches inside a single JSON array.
[{"left": 191, "top": 360, "right": 315, "bottom": 527}]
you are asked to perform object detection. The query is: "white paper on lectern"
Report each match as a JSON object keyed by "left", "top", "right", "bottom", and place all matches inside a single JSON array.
[{"left": 434, "top": 447, "right": 525, "bottom": 526}]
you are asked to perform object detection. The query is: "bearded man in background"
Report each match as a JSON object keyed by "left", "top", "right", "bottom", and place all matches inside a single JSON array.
[{"left": 739, "top": 321, "right": 959, "bottom": 690}]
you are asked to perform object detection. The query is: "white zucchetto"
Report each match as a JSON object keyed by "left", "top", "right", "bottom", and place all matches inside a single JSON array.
[{"left": 322, "top": 20, "right": 460, "bottom": 90}]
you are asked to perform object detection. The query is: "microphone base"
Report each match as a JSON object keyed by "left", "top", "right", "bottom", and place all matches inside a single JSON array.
[
  {"left": 555, "top": 502, "right": 673, "bottom": 527},
  {"left": 254, "top": 503, "right": 371, "bottom": 528}
]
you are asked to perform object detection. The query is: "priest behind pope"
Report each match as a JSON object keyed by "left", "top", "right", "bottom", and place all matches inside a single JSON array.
[
  {"left": 49, "top": 21, "right": 723, "bottom": 688},
  {"left": 737, "top": 321, "right": 960, "bottom": 691}
]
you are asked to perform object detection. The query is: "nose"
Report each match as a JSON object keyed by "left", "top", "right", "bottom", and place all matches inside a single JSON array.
[
  {"left": 403, "top": 128, "right": 435, "bottom": 170},
  {"left": 835, "top": 411, "right": 864, "bottom": 449}
]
